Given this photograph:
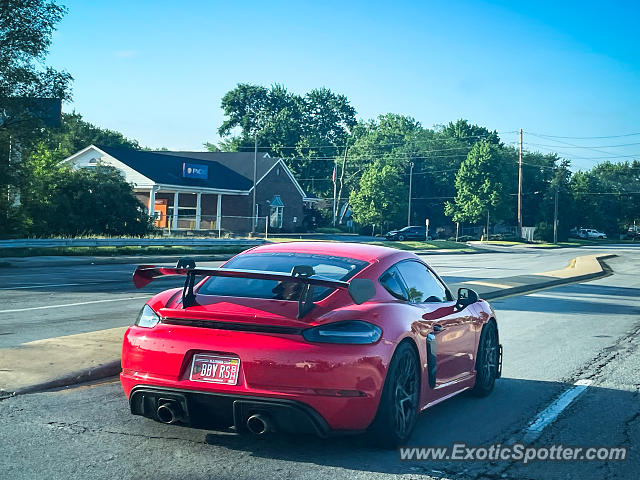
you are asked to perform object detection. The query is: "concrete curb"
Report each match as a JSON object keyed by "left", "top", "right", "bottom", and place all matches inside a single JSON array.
[
  {"left": 481, "top": 254, "right": 615, "bottom": 300},
  {"left": 412, "top": 249, "right": 495, "bottom": 256},
  {"left": 0, "top": 254, "right": 616, "bottom": 397},
  {"left": 2, "top": 361, "right": 122, "bottom": 398}
]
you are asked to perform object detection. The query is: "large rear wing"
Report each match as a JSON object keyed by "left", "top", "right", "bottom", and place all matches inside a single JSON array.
[{"left": 133, "top": 258, "right": 375, "bottom": 318}]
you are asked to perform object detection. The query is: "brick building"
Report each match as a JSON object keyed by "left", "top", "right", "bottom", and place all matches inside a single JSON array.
[{"left": 63, "top": 145, "right": 315, "bottom": 234}]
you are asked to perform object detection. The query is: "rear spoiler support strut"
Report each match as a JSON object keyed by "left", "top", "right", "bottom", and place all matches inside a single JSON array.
[{"left": 132, "top": 258, "right": 376, "bottom": 318}]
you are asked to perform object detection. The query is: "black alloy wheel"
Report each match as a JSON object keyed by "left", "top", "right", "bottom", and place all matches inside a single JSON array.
[
  {"left": 471, "top": 321, "right": 499, "bottom": 396},
  {"left": 370, "top": 342, "right": 420, "bottom": 448}
]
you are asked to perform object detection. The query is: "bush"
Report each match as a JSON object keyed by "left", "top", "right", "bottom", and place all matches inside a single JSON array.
[
  {"left": 22, "top": 164, "right": 152, "bottom": 236},
  {"left": 454, "top": 235, "right": 476, "bottom": 242},
  {"left": 534, "top": 222, "right": 554, "bottom": 242},
  {"left": 489, "top": 233, "right": 520, "bottom": 242},
  {"left": 316, "top": 227, "right": 343, "bottom": 234}
]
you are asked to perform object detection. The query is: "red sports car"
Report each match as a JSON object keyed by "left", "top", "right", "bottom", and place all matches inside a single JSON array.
[{"left": 122, "top": 242, "right": 501, "bottom": 447}]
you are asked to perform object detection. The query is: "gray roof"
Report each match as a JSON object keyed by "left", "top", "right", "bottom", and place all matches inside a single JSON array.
[
  {"left": 96, "top": 146, "right": 253, "bottom": 191},
  {"left": 154, "top": 151, "right": 279, "bottom": 183}
]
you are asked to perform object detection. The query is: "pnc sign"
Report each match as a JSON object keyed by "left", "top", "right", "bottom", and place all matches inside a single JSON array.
[{"left": 182, "top": 163, "right": 208, "bottom": 179}]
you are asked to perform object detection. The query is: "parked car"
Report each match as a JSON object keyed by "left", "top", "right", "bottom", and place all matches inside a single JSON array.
[
  {"left": 577, "top": 228, "right": 607, "bottom": 239},
  {"left": 386, "top": 225, "right": 427, "bottom": 241},
  {"left": 123, "top": 242, "right": 501, "bottom": 447}
]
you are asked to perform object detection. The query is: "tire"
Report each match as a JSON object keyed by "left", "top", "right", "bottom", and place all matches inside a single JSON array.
[
  {"left": 471, "top": 321, "right": 499, "bottom": 397},
  {"left": 369, "top": 342, "right": 420, "bottom": 448},
  {"left": 398, "top": 234, "right": 406, "bottom": 241}
]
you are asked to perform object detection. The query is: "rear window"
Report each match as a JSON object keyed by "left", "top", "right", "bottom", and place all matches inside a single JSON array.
[{"left": 198, "top": 252, "right": 368, "bottom": 301}]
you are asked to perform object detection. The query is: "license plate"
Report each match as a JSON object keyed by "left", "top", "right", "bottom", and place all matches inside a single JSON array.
[{"left": 190, "top": 354, "right": 240, "bottom": 385}]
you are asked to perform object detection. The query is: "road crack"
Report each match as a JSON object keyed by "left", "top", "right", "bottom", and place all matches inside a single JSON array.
[{"left": 46, "top": 421, "right": 206, "bottom": 444}]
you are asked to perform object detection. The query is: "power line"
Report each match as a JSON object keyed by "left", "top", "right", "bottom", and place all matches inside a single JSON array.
[
  {"left": 524, "top": 141, "right": 640, "bottom": 149},
  {"left": 543, "top": 153, "right": 638, "bottom": 160},
  {"left": 527, "top": 131, "right": 640, "bottom": 140},
  {"left": 570, "top": 191, "right": 640, "bottom": 195},
  {"left": 523, "top": 145, "right": 640, "bottom": 161},
  {"left": 279, "top": 151, "right": 480, "bottom": 162},
  {"left": 525, "top": 134, "right": 631, "bottom": 160},
  {"left": 411, "top": 196, "right": 456, "bottom": 200},
  {"left": 232, "top": 131, "right": 518, "bottom": 151}
]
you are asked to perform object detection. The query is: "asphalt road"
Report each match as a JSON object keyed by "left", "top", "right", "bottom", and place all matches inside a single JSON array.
[
  {"left": 0, "top": 245, "right": 617, "bottom": 347},
  {"left": 0, "top": 246, "right": 639, "bottom": 480}
]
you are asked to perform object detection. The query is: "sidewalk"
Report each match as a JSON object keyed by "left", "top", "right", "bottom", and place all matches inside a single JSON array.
[
  {"left": 460, "top": 254, "right": 614, "bottom": 299},
  {"left": 0, "top": 254, "right": 615, "bottom": 397}
]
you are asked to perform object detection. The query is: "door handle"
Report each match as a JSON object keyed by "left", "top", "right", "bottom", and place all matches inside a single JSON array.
[{"left": 433, "top": 324, "right": 445, "bottom": 332}]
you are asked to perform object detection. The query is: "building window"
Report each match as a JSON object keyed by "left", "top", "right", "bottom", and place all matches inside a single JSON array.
[
  {"left": 167, "top": 207, "right": 197, "bottom": 218},
  {"left": 270, "top": 205, "right": 283, "bottom": 228},
  {"left": 269, "top": 195, "right": 285, "bottom": 229}
]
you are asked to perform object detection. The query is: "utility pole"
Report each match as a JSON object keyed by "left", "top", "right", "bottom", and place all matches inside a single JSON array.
[
  {"left": 517, "top": 128, "right": 523, "bottom": 238},
  {"left": 332, "top": 163, "right": 337, "bottom": 226},
  {"left": 407, "top": 161, "right": 414, "bottom": 226},
  {"left": 252, "top": 134, "right": 257, "bottom": 233},
  {"left": 486, "top": 210, "right": 490, "bottom": 241},
  {"left": 335, "top": 144, "right": 349, "bottom": 225},
  {"left": 553, "top": 189, "right": 559, "bottom": 244}
]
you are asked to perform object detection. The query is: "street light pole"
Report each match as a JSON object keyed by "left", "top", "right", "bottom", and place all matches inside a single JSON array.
[
  {"left": 517, "top": 128, "right": 523, "bottom": 238},
  {"left": 553, "top": 189, "right": 559, "bottom": 244},
  {"left": 407, "top": 161, "right": 414, "bottom": 226},
  {"left": 252, "top": 134, "right": 257, "bottom": 233}
]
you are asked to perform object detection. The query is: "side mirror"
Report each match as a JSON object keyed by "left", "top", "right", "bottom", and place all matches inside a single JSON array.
[
  {"left": 348, "top": 278, "right": 376, "bottom": 305},
  {"left": 456, "top": 287, "right": 479, "bottom": 311}
]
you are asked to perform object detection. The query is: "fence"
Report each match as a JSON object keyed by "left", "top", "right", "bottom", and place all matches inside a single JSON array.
[
  {"left": 457, "top": 224, "right": 520, "bottom": 240},
  {"left": 0, "top": 238, "right": 265, "bottom": 249},
  {"left": 154, "top": 215, "right": 270, "bottom": 238}
]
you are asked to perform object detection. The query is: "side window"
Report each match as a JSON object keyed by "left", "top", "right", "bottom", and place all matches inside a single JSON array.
[
  {"left": 396, "top": 261, "right": 448, "bottom": 303},
  {"left": 379, "top": 266, "right": 407, "bottom": 300}
]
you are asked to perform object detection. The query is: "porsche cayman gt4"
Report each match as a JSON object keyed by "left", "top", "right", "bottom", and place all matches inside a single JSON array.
[{"left": 121, "top": 242, "right": 501, "bottom": 447}]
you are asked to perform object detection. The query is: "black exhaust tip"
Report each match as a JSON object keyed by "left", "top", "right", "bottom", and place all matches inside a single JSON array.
[
  {"left": 157, "top": 400, "right": 182, "bottom": 424},
  {"left": 246, "top": 414, "right": 271, "bottom": 435}
]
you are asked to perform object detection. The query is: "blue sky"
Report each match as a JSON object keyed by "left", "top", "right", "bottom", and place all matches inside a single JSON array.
[{"left": 48, "top": 0, "right": 640, "bottom": 169}]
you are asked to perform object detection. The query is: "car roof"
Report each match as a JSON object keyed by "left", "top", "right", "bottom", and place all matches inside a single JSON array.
[{"left": 244, "top": 241, "right": 410, "bottom": 263}]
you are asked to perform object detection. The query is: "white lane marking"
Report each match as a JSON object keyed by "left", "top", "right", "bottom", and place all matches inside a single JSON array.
[
  {"left": 0, "top": 282, "right": 102, "bottom": 290},
  {"left": 438, "top": 268, "right": 485, "bottom": 275},
  {"left": 0, "top": 296, "right": 150, "bottom": 314},
  {"left": 522, "top": 379, "right": 593, "bottom": 442}
]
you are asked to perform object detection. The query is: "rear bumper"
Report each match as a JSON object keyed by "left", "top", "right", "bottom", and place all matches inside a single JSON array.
[
  {"left": 129, "top": 385, "right": 333, "bottom": 437},
  {"left": 121, "top": 324, "right": 393, "bottom": 431}
]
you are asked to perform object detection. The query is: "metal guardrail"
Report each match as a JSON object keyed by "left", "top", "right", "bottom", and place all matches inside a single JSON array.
[{"left": 0, "top": 238, "right": 266, "bottom": 249}]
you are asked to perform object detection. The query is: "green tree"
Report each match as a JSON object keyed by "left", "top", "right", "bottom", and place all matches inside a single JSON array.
[
  {"left": 0, "top": 0, "right": 71, "bottom": 108},
  {"left": 440, "top": 119, "right": 501, "bottom": 147},
  {"left": 21, "top": 162, "right": 151, "bottom": 236},
  {"left": 569, "top": 161, "right": 640, "bottom": 236},
  {"left": 349, "top": 160, "right": 407, "bottom": 230},
  {"left": 532, "top": 158, "right": 572, "bottom": 241},
  {"left": 215, "top": 83, "right": 356, "bottom": 196},
  {"left": 203, "top": 142, "right": 220, "bottom": 152},
  {"left": 445, "top": 141, "right": 511, "bottom": 224},
  {"left": 0, "top": 0, "right": 72, "bottom": 236},
  {"left": 38, "top": 112, "right": 140, "bottom": 163},
  {"left": 338, "top": 114, "right": 421, "bottom": 222}
]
